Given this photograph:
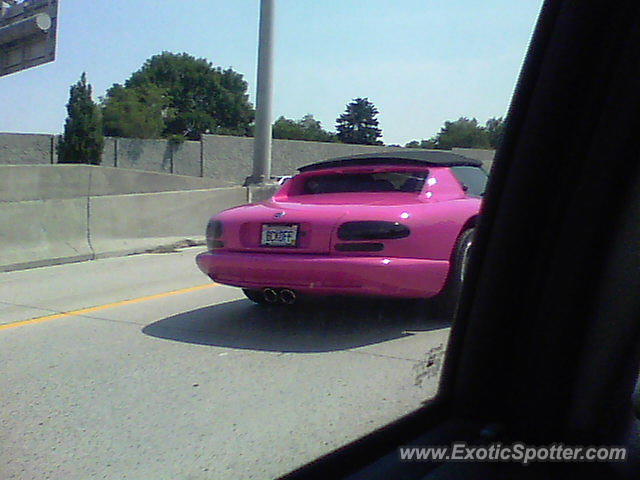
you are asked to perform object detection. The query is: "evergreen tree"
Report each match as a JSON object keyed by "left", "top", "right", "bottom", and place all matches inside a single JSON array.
[
  {"left": 58, "top": 73, "right": 104, "bottom": 164},
  {"left": 335, "top": 98, "right": 383, "bottom": 145}
]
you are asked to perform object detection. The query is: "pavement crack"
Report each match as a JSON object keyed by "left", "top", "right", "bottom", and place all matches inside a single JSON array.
[
  {"left": 0, "top": 300, "right": 145, "bottom": 328},
  {"left": 86, "top": 168, "right": 96, "bottom": 260},
  {"left": 345, "top": 349, "right": 421, "bottom": 363},
  {"left": 0, "top": 300, "right": 64, "bottom": 315}
]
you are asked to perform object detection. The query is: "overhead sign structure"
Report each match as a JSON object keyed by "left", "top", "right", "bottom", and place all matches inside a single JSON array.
[{"left": 0, "top": 0, "right": 58, "bottom": 78}]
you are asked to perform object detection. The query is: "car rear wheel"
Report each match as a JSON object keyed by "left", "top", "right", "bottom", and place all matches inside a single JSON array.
[
  {"left": 242, "top": 288, "right": 269, "bottom": 305},
  {"left": 435, "top": 228, "right": 475, "bottom": 319}
]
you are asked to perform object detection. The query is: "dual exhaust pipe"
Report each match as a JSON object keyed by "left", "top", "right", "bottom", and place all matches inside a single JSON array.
[{"left": 263, "top": 288, "right": 297, "bottom": 305}]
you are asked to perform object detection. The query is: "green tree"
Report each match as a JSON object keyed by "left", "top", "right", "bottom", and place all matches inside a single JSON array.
[
  {"left": 102, "top": 83, "right": 171, "bottom": 138},
  {"left": 335, "top": 98, "right": 383, "bottom": 145},
  {"left": 485, "top": 116, "right": 505, "bottom": 149},
  {"left": 433, "top": 117, "right": 490, "bottom": 149},
  {"left": 272, "top": 114, "right": 336, "bottom": 142},
  {"left": 118, "top": 52, "right": 254, "bottom": 140},
  {"left": 58, "top": 73, "right": 104, "bottom": 165},
  {"left": 272, "top": 116, "right": 306, "bottom": 140},
  {"left": 405, "top": 139, "right": 437, "bottom": 149}
]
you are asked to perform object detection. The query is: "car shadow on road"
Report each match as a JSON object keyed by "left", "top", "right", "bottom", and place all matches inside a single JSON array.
[{"left": 142, "top": 298, "right": 451, "bottom": 353}]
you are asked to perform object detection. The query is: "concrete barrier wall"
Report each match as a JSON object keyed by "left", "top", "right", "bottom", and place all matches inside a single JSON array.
[
  {"left": 89, "top": 187, "right": 246, "bottom": 257},
  {"left": 0, "top": 186, "right": 248, "bottom": 272},
  {"left": 0, "top": 197, "right": 93, "bottom": 271},
  {"left": 247, "top": 184, "right": 280, "bottom": 203},
  {"left": 0, "top": 165, "right": 227, "bottom": 202}
]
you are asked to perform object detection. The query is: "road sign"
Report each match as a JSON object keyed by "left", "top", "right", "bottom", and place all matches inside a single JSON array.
[{"left": 0, "top": 0, "right": 58, "bottom": 78}]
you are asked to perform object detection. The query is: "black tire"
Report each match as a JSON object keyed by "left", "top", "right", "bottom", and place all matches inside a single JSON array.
[
  {"left": 435, "top": 228, "right": 475, "bottom": 319},
  {"left": 242, "top": 288, "right": 269, "bottom": 305}
]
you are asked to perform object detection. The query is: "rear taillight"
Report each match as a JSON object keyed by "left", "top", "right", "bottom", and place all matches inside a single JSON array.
[
  {"left": 337, "top": 221, "right": 410, "bottom": 241},
  {"left": 206, "top": 220, "right": 224, "bottom": 250}
]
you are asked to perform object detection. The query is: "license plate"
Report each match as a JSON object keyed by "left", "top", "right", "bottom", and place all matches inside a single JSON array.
[{"left": 261, "top": 224, "right": 299, "bottom": 247}]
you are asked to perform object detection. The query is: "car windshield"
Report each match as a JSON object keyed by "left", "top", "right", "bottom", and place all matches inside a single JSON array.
[{"left": 303, "top": 171, "right": 429, "bottom": 194}]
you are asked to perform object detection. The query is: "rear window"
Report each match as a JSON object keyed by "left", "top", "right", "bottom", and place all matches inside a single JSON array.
[
  {"left": 302, "top": 171, "right": 429, "bottom": 194},
  {"left": 451, "top": 166, "right": 488, "bottom": 197}
]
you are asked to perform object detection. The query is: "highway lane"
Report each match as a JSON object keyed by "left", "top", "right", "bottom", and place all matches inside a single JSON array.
[{"left": 1, "top": 247, "right": 451, "bottom": 480}]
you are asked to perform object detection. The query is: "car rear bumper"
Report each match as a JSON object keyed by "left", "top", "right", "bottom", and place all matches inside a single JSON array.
[{"left": 195, "top": 251, "right": 449, "bottom": 298}]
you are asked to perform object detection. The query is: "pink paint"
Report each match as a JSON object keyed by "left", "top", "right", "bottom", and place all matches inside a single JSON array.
[{"left": 196, "top": 165, "right": 482, "bottom": 299}]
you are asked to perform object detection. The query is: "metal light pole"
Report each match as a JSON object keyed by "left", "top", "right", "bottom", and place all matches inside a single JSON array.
[{"left": 249, "top": 0, "right": 275, "bottom": 185}]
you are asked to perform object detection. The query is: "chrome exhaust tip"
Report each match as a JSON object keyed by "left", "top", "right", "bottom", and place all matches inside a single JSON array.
[
  {"left": 263, "top": 288, "right": 279, "bottom": 304},
  {"left": 279, "top": 289, "right": 297, "bottom": 305}
]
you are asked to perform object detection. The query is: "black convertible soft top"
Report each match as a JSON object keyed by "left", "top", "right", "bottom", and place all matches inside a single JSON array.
[{"left": 298, "top": 150, "right": 483, "bottom": 172}]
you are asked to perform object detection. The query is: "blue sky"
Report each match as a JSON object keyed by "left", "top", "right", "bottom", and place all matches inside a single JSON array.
[{"left": 0, "top": 0, "right": 542, "bottom": 145}]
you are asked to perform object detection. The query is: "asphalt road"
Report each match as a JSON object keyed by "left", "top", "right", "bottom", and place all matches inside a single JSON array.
[{"left": 1, "top": 247, "right": 451, "bottom": 480}]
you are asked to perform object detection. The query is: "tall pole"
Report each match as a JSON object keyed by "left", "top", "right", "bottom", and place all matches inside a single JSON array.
[{"left": 250, "top": 0, "right": 275, "bottom": 184}]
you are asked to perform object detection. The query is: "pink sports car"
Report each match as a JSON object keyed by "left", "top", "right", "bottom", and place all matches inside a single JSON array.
[{"left": 196, "top": 151, "right": 486, "bottom": 306}]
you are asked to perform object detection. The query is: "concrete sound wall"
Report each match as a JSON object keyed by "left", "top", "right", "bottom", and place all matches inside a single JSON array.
[
  {"left": 173, "top": 141, "right": 203, "bottom": 177},
  {"left": 2, "top": 133, "right": 479, "bottom": 184},
  {"left": 202, "top": 135, "right": 406, "bottom": 185},
  {"left": 107, "top": 137, "right": 173, "bottom": 172},
  {"left": 0, "top": 132, "right": 56, "bottom": 164},
  {"left": 452, "top": 147, "right": 496, "bottom": 171},
  {"left": 0, "top": 132, "right": 496, "bottom": 184},
  {"left": 100, "top": 137, "right": 206, "bottom": 178},
  {"left": 103, "top": 135, "right": 407, "bottom": 184}
]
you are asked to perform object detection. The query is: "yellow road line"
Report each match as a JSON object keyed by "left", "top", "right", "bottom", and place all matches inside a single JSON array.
[{"left": 0, "top": 283, "right": 218, "bottom": 331}]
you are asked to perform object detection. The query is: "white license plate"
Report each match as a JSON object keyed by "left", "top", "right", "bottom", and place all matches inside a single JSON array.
[{"left": 261, "top": 224, "right": 299, "bottom": 247}]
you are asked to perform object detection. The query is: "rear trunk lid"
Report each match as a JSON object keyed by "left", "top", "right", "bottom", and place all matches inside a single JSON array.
[{"left": 217, "top": 194, "right": 425, "bottom": 254}]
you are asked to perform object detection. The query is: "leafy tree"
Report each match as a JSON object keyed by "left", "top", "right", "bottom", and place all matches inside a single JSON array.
[
  {"left": 405, "top": 139, "right": 437, "bottom": 149},
  {"left": 106, "top": 52, "right": 254, "bottom": 140},
  {"left": 58, "top": 73, "right": 104, "bottom": 165},
  {"left": 335, "top": 98, "right": 383, "bottom": 145},
  {"left": 433, "top": 117, "right": 491, "bottom": 150},
  {"left": 102, "top": 84, "right": 171, "bottom": 138},
  {"left": 407, "top": 116, "right": 505, "bottom": 151},
  {"left": 485, "top": 116, "right": 506, "bottom": 149},
  {"left": 272, "top": 114, "right": 336, "bottom": 142},
  {"left": 272, "top": 116, "right": 300, "bottom": 139}
]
